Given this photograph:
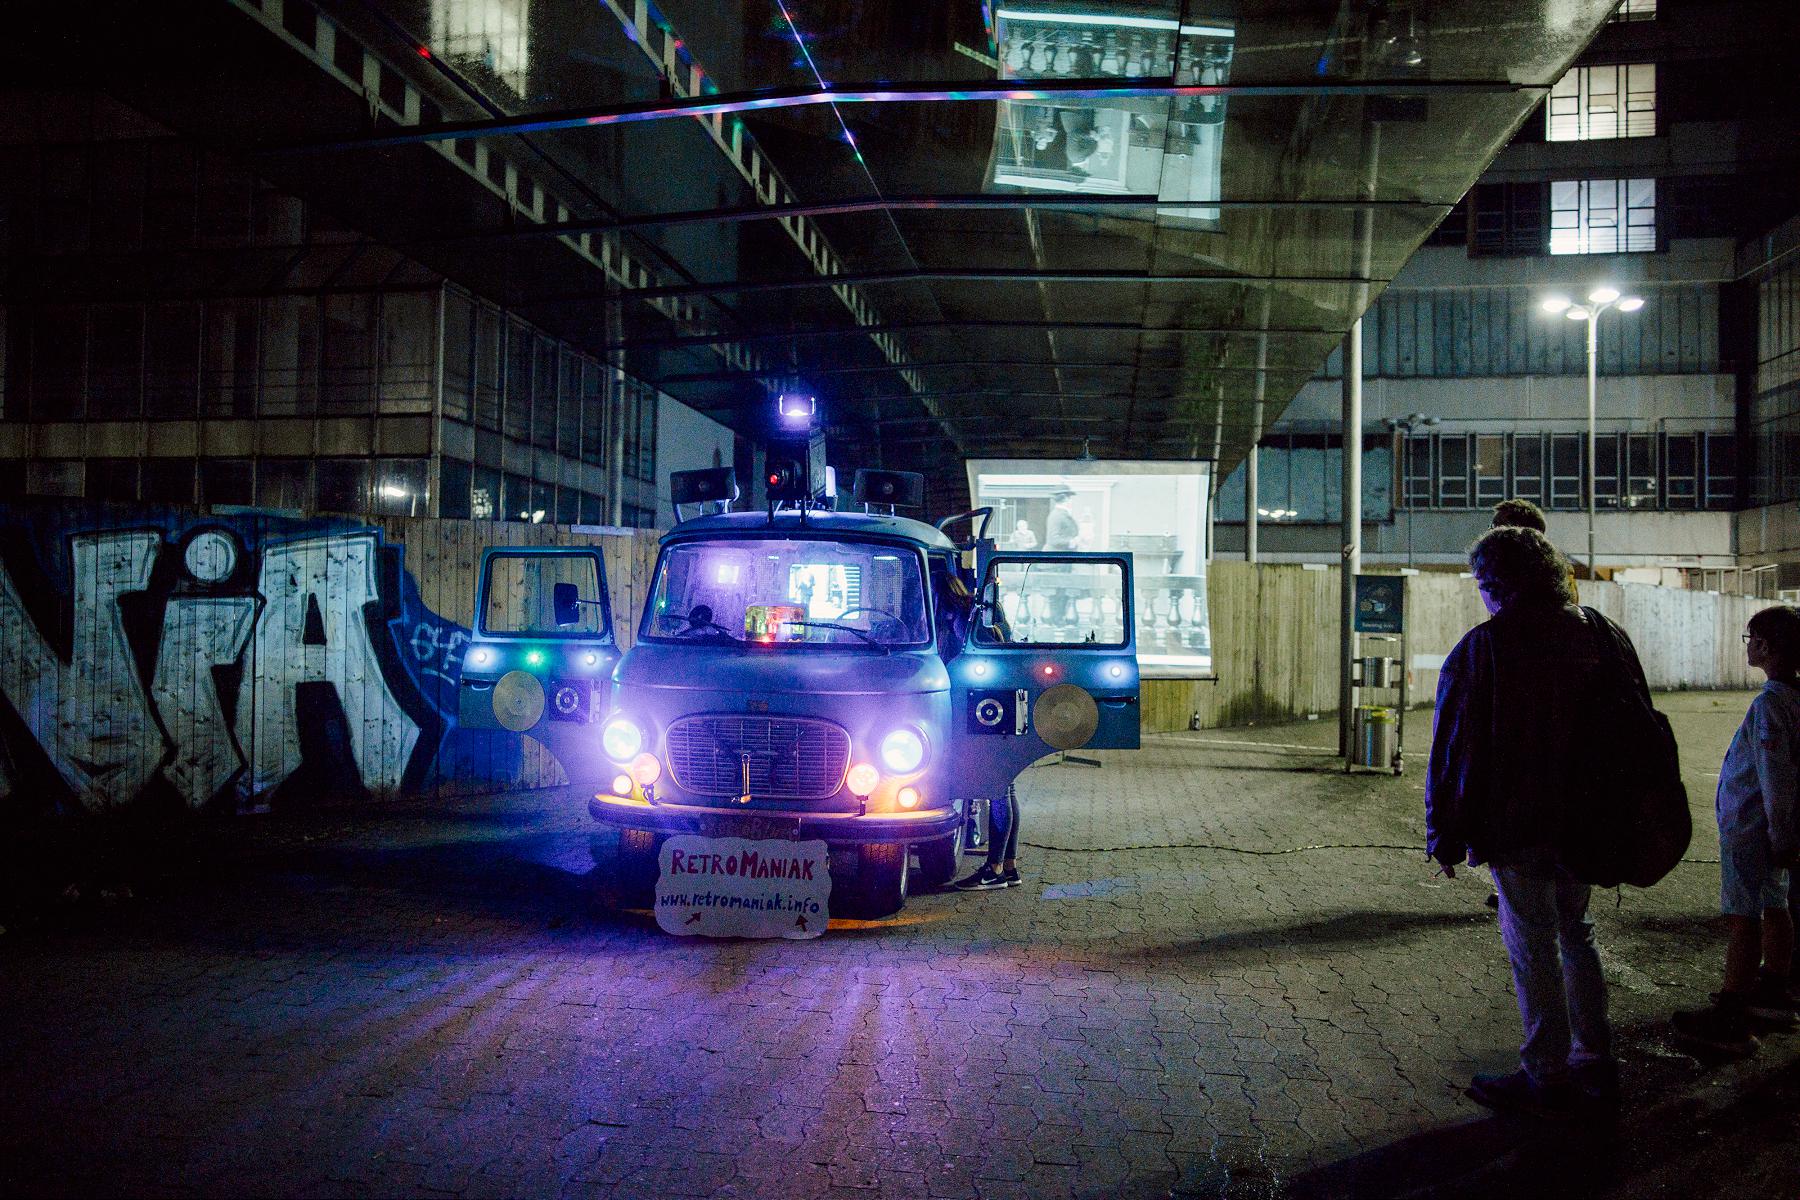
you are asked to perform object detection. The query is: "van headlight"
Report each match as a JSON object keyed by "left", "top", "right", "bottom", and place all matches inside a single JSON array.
[
  {"left": 602, "top": 716, "right": 643, "bottom": 763},
  {"left": 879, "top": 727, "right": 926, "bottom": 774}
]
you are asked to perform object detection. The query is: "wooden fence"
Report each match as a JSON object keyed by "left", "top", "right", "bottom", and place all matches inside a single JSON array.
[
  {"left": 0, "top": 497, "right": 1763, "bottom": 817},
  {"left": 1141, "top": 566, "right": 1763, "bottom": 734}
]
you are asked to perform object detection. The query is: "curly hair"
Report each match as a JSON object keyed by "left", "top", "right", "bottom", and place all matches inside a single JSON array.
[
  {"left": 1747, "top": 605, "right": 1800, "bottom": 677},
  {"left": 1468, "top": 525, "right": 1575, "bottom": 611},
  {"left": 1491, "top": 498, "right": 1547, "bottom": 533}
]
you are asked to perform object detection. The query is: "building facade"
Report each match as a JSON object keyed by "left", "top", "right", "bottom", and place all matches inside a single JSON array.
[
  {"left": 1214, "top": 0, "right": 1797, "bottom": 584},
  {"left": 0, "top": 90, "right": 734, "bottom": 526}
]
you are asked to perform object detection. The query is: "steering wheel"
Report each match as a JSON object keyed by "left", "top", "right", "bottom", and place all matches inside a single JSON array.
[
  {"left": 832, "top": 605, "right": 907, "bottom": 640},
  {"left": 677, "top": 604, "right": 734, "bottom": 638}
]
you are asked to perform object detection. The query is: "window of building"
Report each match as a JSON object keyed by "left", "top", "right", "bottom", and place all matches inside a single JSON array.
[
  {"left": 322, "top": 293, "right": 378, "bottom": 414},
  {"left": 439, "top": 458, "right": 472, "bottom": 519},
  {"left": 378, "top": 292, "right": 435, "bottom": 414},
  {"left": 88, "top": 458, "right": 139, "bottom": 502},
  {"left": 502, "top": 471, "right": 535, "bottom": 521},
  {"left": 88, "top": 304, "right": 144, "bottom": 419},
  {"left": 1664, "top": 434, "right": 1698, "bottom": 509},
  {"left": 1546, "top": 63, "right": 1655, "bottom": 141},
  {"left": 1623, "top": 433, "right": 1658, "bottom": 508},
  {"left": 202, "top": 299, "right": 258, "bottom": 418},
  {"left": 1473, "top": 435, "right": 1507, "bottom": 506},
  {"left": 1402, "top": 435, "right": 1431, "bottom": 508},
  {"left": 1549, "top": 434, "right": 1584, "bottom": 510},
  {"left": 141, "top": 458, "right": 197, "bottom": 506},
  {"left": 1512, "top": 434, "right": 1544, "bottom": 506},
  {"left": 557, "top": 349, "right": 581, "bottom": 458},
  {"left": 475, "top": 306, "right": 503, "bottom": 431},
  {"left": 260, "top": 295, "right": 319, "bottom": 415},
  {"left": 1436, "top": 434, "right": 1470, "bottom": 507},
  {"left": 145, "top": 303, "right": 201, "bottom": 418},
  {"left": 442, "top": 291, "right": 474, "bottom": 422},
  {"left": 532, "top": 336, "right": 557, "bottom": 449},
  {"left": 1470, "top": 182, "right": 1545, "bottom": 257},
  {"left": 1549, "top": 178, "right": 1656, "bottom": 255},
  {"left": 471, "top": 464, "right": 501, "bottom": 520},
  {"left": 503, "top": 319, "right": 532, "bottom": 442},
  {"left": 200, "top": 458, "right": 254, "bottom": 507},
  {"left": 26, "top": 460, "right": 83, "bottom": 498},
  {"left": 580, "top": 361, "right": 606, "bottom": 465},
  {"left": 315, "top": 459, "right": 369, "bottom": 514},
  {"left": 1594, "top": 434, "right": 1620, "bottom": 507},
  {"left": 258, "top": 459, "right": 313, "bottom": 512},
  {"left": 1705, "top": 432, "right": 1736, "bottom": 509},
  {"left": 1609, "top": 0, "right": 1655, "bottom": 21},
  {"left": 371, "top": 458, "right": 429, "bottom": 516}
]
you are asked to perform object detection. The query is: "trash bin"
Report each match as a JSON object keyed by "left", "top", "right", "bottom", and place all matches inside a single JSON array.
[
  {"left": 1360, "top": 656, "right": 1400, "bottom": 688},
  {"left": 1351, "top": 705, "right": 1397, "bottom": 769}
]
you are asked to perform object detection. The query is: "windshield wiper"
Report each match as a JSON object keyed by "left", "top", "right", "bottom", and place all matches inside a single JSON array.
[{"left": 780, "top": 619, "right": 891, "bottom": 652}]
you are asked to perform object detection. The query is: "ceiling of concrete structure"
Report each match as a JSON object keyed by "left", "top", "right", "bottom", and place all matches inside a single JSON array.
[{"left": 10, "top": 0, "right": 1621, "bottom": 489}]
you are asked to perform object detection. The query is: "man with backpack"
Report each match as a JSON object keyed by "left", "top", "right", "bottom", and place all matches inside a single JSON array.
[{"left": 1426, "top": 526, "right": 1668, "bottom": 1118}]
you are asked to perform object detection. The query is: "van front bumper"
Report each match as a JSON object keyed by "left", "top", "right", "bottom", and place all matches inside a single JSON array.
[{"left": 588, "top": 792, "right": 961, "bottom": 844}]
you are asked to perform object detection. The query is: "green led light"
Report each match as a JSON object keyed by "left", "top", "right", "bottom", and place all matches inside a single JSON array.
[{"left": 526, "top": 650, "right": 545, "bottom": 666}]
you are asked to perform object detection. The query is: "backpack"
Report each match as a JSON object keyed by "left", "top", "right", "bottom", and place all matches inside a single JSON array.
[{"left": 1561, "top": 607, "right": 1691, "bottom": 889}]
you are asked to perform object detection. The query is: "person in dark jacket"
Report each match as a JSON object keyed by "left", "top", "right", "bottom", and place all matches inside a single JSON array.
[{"left": 1427, "top": 525, "right": 1649, "bottom": 1118}]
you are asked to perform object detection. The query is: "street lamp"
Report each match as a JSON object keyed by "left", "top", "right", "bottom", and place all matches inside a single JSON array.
[
  {"left": 1540, "top": 286, "right": 1644, "bottom": 581},
  {"left": 1383, "top": 412, "right": 1440, "bottom": 568}
]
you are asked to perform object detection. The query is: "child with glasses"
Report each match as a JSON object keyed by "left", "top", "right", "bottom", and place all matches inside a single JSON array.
[{"left": 1672, "top": 606, "right": 1800, "bottom": 1053}]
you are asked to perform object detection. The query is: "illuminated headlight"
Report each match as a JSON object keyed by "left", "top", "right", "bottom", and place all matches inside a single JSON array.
[
  {"left": 601, "top": 716, "right": 642, "bottom": 762},
  {"left": 630, "top": 752, "right": 662, "bottom": 787},
  {"left": 611, "top": 774, "right": 633, "bottom": 796},
  {"left": 897, "top": 786, "right": 921, "bottom": 810},
  {"left": 879, "top": 728, "right": 926, "bottom": 774},
  {"left": 846, "top": 763, "right": 880, "bottom": 797}
]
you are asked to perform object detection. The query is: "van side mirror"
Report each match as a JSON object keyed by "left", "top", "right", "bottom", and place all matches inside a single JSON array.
[
  {"left": 552, "top": 582, "right": 582, "bottom": 627},
  {"left": 974, "top": 579, "right": 1000, "bottom": 628}
]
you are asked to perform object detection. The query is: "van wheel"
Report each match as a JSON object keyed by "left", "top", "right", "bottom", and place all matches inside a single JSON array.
[
  {"left": 841, "top": 842, "right": 909, "bottom": 918},
  {"left": 915, "top": 824, "right": 963, "bottom": 889},
  {"left": 615, "top": 828, "right": 663, "bottom": 905}
]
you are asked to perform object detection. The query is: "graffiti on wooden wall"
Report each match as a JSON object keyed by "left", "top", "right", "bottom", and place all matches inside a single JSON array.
[{"left": 0, "top": 502, "right": 521, "bottom": 815}]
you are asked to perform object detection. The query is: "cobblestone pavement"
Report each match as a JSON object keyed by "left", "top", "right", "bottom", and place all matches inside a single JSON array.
[{"left": 2, "top": 692, "right": 1797, "bottom": 1199}]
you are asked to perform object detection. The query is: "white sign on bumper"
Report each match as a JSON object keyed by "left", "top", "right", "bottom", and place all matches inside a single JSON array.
[{"left": 654, "top": 835, "right": 831, "bottom": 939}]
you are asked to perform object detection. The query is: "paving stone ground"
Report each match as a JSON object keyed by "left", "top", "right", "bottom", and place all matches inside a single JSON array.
[{"left": 2, "top": 691, "right": 1797, "bottom": 1199}]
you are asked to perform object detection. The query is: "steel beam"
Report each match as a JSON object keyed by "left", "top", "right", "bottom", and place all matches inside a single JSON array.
[{"left": 265, "top": 77, "right": 1545, "bottom": 154}]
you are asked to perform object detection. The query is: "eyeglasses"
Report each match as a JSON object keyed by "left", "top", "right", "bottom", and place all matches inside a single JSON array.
[{"left": 1743, "top": 633, "right": 1760, "bottom": 644}]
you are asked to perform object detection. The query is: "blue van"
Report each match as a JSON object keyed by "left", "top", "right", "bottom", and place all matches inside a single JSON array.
[{"left": 580, "top": 499, "right": 1141, "bottom": 918}]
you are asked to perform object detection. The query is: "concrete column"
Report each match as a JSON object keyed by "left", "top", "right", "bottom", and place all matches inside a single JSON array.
[
  {"left": 1244, "top": 447, "right": 1259, "bottom": 563},
  {"left": 605, "top": 299, "right": 625, "bottom": 526},
  {"left": 1339, "top": 319, "right": 1363, "bottom": 756}
]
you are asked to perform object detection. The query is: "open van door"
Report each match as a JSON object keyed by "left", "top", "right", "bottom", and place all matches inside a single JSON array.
[
  {"left": 946, "top": 551, "right": 1139, "bottom": 799},
  {"left": 458, "top": 547, "right": 618, "bottom": 782}
]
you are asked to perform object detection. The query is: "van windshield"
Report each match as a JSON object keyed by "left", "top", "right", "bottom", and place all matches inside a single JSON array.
[{"left": 644, "top": 538, "right": 931, "bottom": 649}]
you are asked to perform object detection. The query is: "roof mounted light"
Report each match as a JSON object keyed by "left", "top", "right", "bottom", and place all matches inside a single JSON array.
[{"left": 776, "top": 393, "right": 816, "bottom": 427}]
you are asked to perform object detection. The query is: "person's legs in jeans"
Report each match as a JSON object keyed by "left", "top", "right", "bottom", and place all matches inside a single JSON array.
[
  {"left": 1553, "top": 869, "right": 1612, "bottom": 1073},
  {"left": 1492, "top": 863, "right": 1609, "bottom": 1085},
  {"left": 987, "top": 784, "right": 1019, "bottom": 873}
]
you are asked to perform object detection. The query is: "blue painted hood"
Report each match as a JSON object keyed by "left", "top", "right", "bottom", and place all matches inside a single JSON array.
[{"left": 617, "top": 642, "right": 949, "bottom": 697}]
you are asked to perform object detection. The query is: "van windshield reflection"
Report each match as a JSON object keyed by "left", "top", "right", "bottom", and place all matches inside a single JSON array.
[{"left": 643, "top": 539, "right": 930, "bottom": 649}]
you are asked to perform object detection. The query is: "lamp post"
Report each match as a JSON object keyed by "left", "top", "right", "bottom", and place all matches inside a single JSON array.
[
  {"left": 1540, "top": 287, "right": 1644, "bottom": 582},
  {"left": 1383, "top": 412, "right": 1439, "bottom": 568}
]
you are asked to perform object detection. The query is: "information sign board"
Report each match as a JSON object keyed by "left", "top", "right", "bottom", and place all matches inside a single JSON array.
[
  {"left": 654, "top": 836, "right": 831, "bottom": 939},
  {"left": 1353, "top": 574, "right": 1405, "bottom": 634}
]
